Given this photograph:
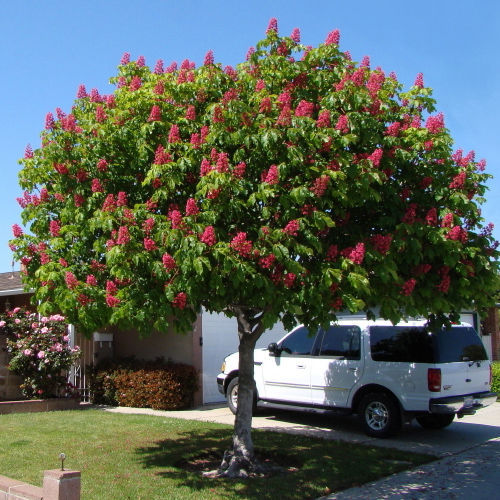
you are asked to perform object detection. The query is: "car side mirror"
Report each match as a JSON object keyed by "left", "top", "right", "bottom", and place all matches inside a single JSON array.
[{"left": 268, "top": 342, "right": 280, "bottom": 356}]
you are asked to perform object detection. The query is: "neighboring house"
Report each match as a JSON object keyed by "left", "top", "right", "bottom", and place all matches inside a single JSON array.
[{"left": 0, "top": 270, "right": 498, "bottom": 404}]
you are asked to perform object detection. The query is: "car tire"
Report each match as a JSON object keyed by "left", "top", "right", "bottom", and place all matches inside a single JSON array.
[
  {"left": 226, "top": 377, "right": 258, "bottom": 415},
  {"left": 358, "top": 392, "right": 402, "bottom": 438},
  {"left": 416, "top": 413, "right": 455, "bottom": 430}
]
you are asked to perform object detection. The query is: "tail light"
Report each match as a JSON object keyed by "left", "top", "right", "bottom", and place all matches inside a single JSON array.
[{"left": 428, "top": 368, "right": 441, "bottom": 392}]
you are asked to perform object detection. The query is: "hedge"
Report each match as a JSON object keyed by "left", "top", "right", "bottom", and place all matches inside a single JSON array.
[
  {"left": 491, "top": 361, "right": 500, "bottom": 398},
  {"left": 88, "top": 357, "right": 199, "bottom": 410}
]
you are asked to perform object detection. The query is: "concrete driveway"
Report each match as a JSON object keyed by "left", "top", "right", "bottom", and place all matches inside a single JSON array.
[{"left": 99, "top": 402, "right": 500, "bottom": 499}]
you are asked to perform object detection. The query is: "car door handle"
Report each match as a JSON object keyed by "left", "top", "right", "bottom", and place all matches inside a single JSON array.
[
  {"left": 297, "top": 365, "right": 306, "bottom": 369},
  {"left": 349, "top": 368, "right": 358, "bottom": 371}
]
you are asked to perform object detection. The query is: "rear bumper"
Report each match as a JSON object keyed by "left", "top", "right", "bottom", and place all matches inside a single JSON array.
[{"left": 430, "top": 391, "right": 497, "bottom": 415}]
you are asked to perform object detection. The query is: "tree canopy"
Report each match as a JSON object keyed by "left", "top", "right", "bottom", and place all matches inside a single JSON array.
[{"left": 11, "top": 20, "right": 499, "bottom": 336}]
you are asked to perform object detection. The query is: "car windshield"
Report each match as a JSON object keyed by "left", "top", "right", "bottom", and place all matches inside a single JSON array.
[{"left": 370, "top": 325, "right": 488, "bottom": 363}]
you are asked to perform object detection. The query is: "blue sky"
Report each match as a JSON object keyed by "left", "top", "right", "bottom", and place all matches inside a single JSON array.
[{"left": 1, "top": 0, "right": 499, "bottom": 273}]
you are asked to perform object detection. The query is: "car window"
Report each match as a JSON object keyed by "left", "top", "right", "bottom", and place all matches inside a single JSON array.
[
  {"left": 280, "top": 326, "right": 317, "bottom": 355},
  {"left": 370, "top": 325, "right": 488, "bottom": 363},
  {"left": 319, "top": 325, "right": 361, "bottom": 359}
]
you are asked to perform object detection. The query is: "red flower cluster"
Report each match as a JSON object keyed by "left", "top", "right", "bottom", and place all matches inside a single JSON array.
[
  {"left": 370, "top": 234, "right": 392, "bottom": 255},
  {"left": 368, "top": 148, "right": 383, "bottom": 167},
  {"left": 97, "top": 158, "right": 108, "bottom": 172},
  {"left": 172, "top": 292, "right": 188, "bottom": 309},
  {"left": 102, "top": 194, "right": 116, "bottom": 212},
  {"left": 446, "top": 226, "right": 468, "bottom": 243},
  {"left": 259, "top": 97, "right": 272, "bottom": 113},
  {"left": 49, "top": 220, "right": 61, "bottom": 237},
  {"left": 65, "top": 272, "right": 79, "bottom": 290},
  {"left": 216, "top": 153, "right": 229, "bottom": 173},
  {"left": 212, "top": 106, "right": 224, "bottom": 123},
  {"left": 259, "top": 254, "right": 276, "bottom": 269},
  {"left": 95, "top": 106, "right": 107, "bottom": 123},
  {"left": 129, "top": 76, "right": 142, "bottom": 91},
  {"left": 441, "top": 213, "right": 454, "bottom": 228},
  {"left": 86, "top": 275, "right": 98, "bottom": 286},
  {"left": 148, "top": 105, "right": 161, "bottom": 122},
  {"left": 12, "top": 224, "right": 23, "bottom": 237},
  {"left": 335, "top": 115, "right": 349, "bottom": 133},
  {"left": 325, "top": 29, "right": 340, "bottom": 45},
  {"left": 295, "top": 100, "right": 314, "bottom": 117},
  {"left": 400, "top": 278, "right": 416, "bottom": 296},
  {"left": 401, "top": 204, "right": 418, "bottom": 224},
  {"left": 200, "top": 226, "right": 216, "bottom": 246},
  {"left": 425, "top": 112, "right": 445, "bottom": 134},
  {"left": 264, "top": 165, "right": 279, "bottom": 184},
  {"left": 91, "top": 179, "right": 103, "bottom": 193},
  {"left": 283, "top": 220, "right": 299, "bottom": 236},
  {"left": 143, "top": 238, "right": 157, "bottom": 251},
  {"left": 449, "top": 171, "right": 466, "bottom": 189},
  {"left": 316, "top": 110, "right": 331, "bottom": 127},
  {"left": 168, "top": 124, "right": 181, "bottom": 143},
  {"left": 283, "top": 273, "right": 296, "bottom": 288},
  {"left": 106, "top": 295, "right": 121, "bottom": 307},
  {"left": 230, "top": 232, "right": 253, "bottom": 257},
  {"left": 436, "top": 266, "right": 450, "bottom": 293},
  {"left": 385, "top": 122, "right": 401, "bottom": 137},
  {"left": 169, "top": 210, "right": 183, "bottom": 229},
  {"left": 154, "top": 145, "right": 171, "bottom": 165},
  {"left": 117, "top": 192, "right": 127, "bottom": 207},
  {"left": 185, "top": 105, "right": 196, "bottom": 120},
  {"left": 186, "top": 198, "right": 199, "bottom": 216},
  {"left": 310, "top": 175, "right": 329, "bottom": 197},
  {"left": 233, "top": 162, "right": 246, "bottom": 179},
  {"left": 425, "top": 208, "right": 437, "bottom": 226},
  {"left": 117, "top": 226, "right": 130, "bottom": 245},
  {"left": 162, "top": 253, "right": 176, "bottom": 270},
  {"left": 341, "top": 243, "right": 365, "bottom": 265},
  {"left": 413, "top": 264, "right": 432, "bottom": 276}
]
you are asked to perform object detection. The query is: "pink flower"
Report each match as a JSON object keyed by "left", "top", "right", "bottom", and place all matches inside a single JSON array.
[
  {"left": 102, "top": 194, "right": 116, "bottom": 212},
  {"left": 425, "top": 208, "right": 437, "bottom": 226},
  {"left": 283, "top": 273, "right": 296, "bottom": 288},
  {"left": 264, "top": 165, "right": 279, "bottom": 185},
  {"left": 446, "top": 226, "right": 468, "bottom": 243},
  {"left": 425, "top": 112, "right": 445, "bottom": 134},
  {"left": 168, "top": 124, "right": 181, "bottom": 143},
  {"left": 106, "top": 280, "right": 118, "bottom": 295},
  {"left": 106, "top": 295, "right": 121, "bottom": 307},
  {"left": 185, "top": 105, "right": 196, "bottom": 120},
  {"left": 136, "top": 55, "right": 145, "bottom": 67},
  {"left": 449, "top": 171, "right": 467, "bottom": 189},
  {"left": 401, "top": 278, "right": 416, "bottom": 296},
  {"left": 120, "top": 52, "right": 130, "bottom": 65},
  {"left": 385, "top": 122, "right": 401, "bottom": 137},
  {"left": 97, "top": 158, "right": 108, "bottom": 172},
  {"left": 266, "top": 17, "right": 278, "bottom": 35},
  {"left": 230, "top": 232, "right": 252, "bottom": 257},
  {"left": 216, "top": 153, "right": 229, "bottom": 173},
  {"left": 86, "top": 275, "right": 98, "bottom": 286},
  {"left": 259, "top": 254, "right": 276, "bottom": 269},
  {"left": 185, "top": 198, "right": 199, "bottom": 216},
  {"left": 200, "top": 226, "right": 216, "bottom": 246},
  {"left": 276, "top": 106, "right": 292, "bottom": 127},
  {"left": 144, "top": 238, "right": 157, "bottom": 251},
  {"left": 316, "top": 110, "right": 331, "bottom": 127},
  {"left": 153, "top": 81, "right": 164, "bottom": 95},
  {"left": 154, "top": 145, "right": 171, "bottom": 165},
  {"left": 172, "top": 292, "right": 187, "bottom": 309},
  {"left": 246, "top": 47, "right": 255, "bottom": 61},
  {"left": 402, "top": 204, "right": 418, "bottom": 224},
  {"left": 335, "top": 115, "right": 349, "bottom": 133},
  {"left": 370, "top": 235, "right": 392, "bottom": 255},
  {"left": 95, "top": 106, "right": 107, "bottom": 123},
  {"left": 342, "top": 242, "right": 365, "bottom": 265},
  {"left": 233, "top": 162, "right": 246, "bottom": 179},
  {"left": 310, "top": 176, "right": 329, "bottom": 197},
  {"left": 91, "top": 178, "right": 103, "bottom": 193},
  {"left": 162, "top": 253, "right": 176, "bottom": 270},
  {"left": 65, "top": 272, "right": 79, "bottom": 290},
  {"left": 204, "top": 50, "right": 214, "bottom": 66},
  {"left": 23, "top": 349, "right": 32, "bottom": 356},
  {"left": 148, "top": 105, "right": 162, "bottom": 122},
  {"left": 117, "top": 226, "right": 130, "bottom": 245},
  {"left": 200, "top": 158, "right": 212, "bottom": 177},
  {"left": 212, "top": 106, "right": 224, "bottom": 123},
  {"left": 142, "top": 218, "right": 155, "bottom": 235},
  {"left": 154, "top": 59, "right": 164, "bottom": 74},
  {"left": 45, "top": 112, "right": 55, "bottom": 129},
  {"left": 169, "top": 210, "right": 183, "bottom": 229},
  {"left": 12, "top": 224, "right": 23, "bottom": 237},
  {"left": 24, "top": 144, "right": 34, "bottom": 158},
  {"left": 290, "top": 27, "right": 300, "bottom": 43},
  {"left": 165, "top": 61, "right": 177, "bottom": 73},
  {"left": 129, "top": 76, "right": 142, "bottom": 91},
  {"left": 255, "top": 79, "right": 266, "bottom": 92},
  {"left": 325, "top": 29, "right": 340, "bottom": 45},
  {"left": 368, "top": 148, "right": 383, "bottom": 167},
  {"left": 259, "top": 97, "right": 272, "bottom": 113},
  {"left": 441, "top": 213, "right": 454, "bottom": 228},
  {"left": 414, "top": 73, "right": 424, "bottom": 88},
  {"left": 326, "top": 245, "right": 338, "bottom": 261},
  {"left": 49, "top": 220, "right": 61, "bottom": 237},
  {"left": 283, "top": 220, "right": 300, "bottom": 236},
  {"left": 295, "top": 100, "right": 315, "bottom": 117},
  {"left": 117, "top": 192, "right": 127, "bottom": 207}
]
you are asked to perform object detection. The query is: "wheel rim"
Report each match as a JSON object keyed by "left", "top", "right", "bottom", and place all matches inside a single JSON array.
[
  {"left": 365, "top": 401, "right": 389, "bottom": 430},
  {"left": 230, "top": 385, "right": 238, "bottom": 409}
]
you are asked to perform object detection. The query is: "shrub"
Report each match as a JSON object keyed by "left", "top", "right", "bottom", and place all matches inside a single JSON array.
[
  {"left": 89, "top": 357, "right": 199, "bottom": 410},
  {"left": 0, "top": 307, "right": 81, "bottom": 399},
  {"left": 491, "top": 361, "right": 500, "bottom": 398}
]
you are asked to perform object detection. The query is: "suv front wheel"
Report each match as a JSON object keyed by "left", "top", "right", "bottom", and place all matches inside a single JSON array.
[
  {"left": 358, "top": 392, "right": 402, "bottom": 438},
  {"left": 226, "top": 377, "right": 258, "bottom": 415}
]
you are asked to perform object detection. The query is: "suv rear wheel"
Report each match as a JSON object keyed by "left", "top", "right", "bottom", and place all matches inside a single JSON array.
[
  {"left": 416, "top": 413, "right": 455, "bottom": 430},
  {"left": 358, "top": 392, "right": 402, "bottom": 438}
]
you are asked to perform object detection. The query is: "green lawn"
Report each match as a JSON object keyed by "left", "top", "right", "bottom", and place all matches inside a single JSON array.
[{"left": 0, "top": 409, "right": 433, "bottom": 500}]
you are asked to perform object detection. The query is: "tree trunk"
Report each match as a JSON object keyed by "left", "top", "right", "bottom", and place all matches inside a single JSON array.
[{"left": 206, "top": 307, "right": 273, "bottom": 478}]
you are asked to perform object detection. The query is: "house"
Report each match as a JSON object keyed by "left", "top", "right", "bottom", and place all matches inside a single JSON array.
[{"left": 1, "top": 270, "right": 498, "bottom": 405}]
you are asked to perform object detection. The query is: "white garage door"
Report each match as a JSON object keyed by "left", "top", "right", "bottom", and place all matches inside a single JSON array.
[{"left": 201, "top": 310, "right": 287, "bottom": 404}]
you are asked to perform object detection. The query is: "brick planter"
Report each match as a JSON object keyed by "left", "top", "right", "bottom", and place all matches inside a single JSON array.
[{"left": 0, "top": 399, "right": 80, "bottom": 415}]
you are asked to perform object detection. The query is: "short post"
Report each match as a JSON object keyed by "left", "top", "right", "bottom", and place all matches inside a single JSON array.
[{"left": 43, "top": 469, "right": 81, "bottom": 500}]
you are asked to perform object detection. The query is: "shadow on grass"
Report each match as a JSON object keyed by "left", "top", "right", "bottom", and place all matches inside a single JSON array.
[{"left": 134, "top": 427, "right": 433, "bottom": 500}]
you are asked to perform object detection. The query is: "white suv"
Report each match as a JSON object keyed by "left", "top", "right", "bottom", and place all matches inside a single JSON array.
[{"left": 216, "top": 319, "right": 497, "bottom": 438}]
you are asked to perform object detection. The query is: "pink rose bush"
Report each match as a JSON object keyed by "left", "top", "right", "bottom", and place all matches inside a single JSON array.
[{"left": 0, "top": 307, "right": 81, "bottom": 399}]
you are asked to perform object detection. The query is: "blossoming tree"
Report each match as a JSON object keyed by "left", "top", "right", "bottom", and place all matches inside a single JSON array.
[{"left": 10, "top": 18, "right": 499, "bottom": 475}]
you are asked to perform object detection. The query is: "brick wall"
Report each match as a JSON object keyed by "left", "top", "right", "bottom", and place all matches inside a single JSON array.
[{"left": 482, "top": 307, "right": 500, "bottom": 362}]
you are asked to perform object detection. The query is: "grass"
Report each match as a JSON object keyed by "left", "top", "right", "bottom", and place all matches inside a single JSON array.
[{"left": 0, "top": 409, "right": 434, "bottom": 500}]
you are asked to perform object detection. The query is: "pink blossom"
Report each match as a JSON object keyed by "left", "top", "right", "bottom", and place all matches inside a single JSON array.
[
  {"left": 212, "top": 106, "right": 224, "bottom": 123},
  {"left": 290, "top": 27, "right": 300, "bottom": 43},
  {"left": 45, "top": 112, "right": 55, "bottom": 129},
  {"left": 259, "top": 254, "right": 276, "bottom": 269},
  {"left": 185, "top": 105, "right": 196, "bottom": 120},
  {"left": 295, "top": 100, "right": 315, "bottom": 117},
  {"left": 86, "top": 275, "right": 98, "bottom": 286},
  {"left": 425, "top": 208, "right": 437, "bottom": 226},
  {"left": 168, "top": 124, "right": 181, "bottom": 143},
  {"left": 276, "top": 106, "right": 292, "bottom": 127},
  {"left": 24, "top": 144, "right": 34, "bottom": 158},
  {"left": 190, "top": 133, "right": 201, "bottom": 148},
  {"left": 326, "top": 245, "right": 338, "bottom": 261},
  {"left": 246, "top": 47, "right": 255, "bottom": 61},
  {"left": 414, "top": 73, "right": 424, "bottom": 88},
  {"left": 23, "top": 349, "right": 32, "bottom": 356},
  {"left": 106, "top": 295, "right": 121, "bottom": 307},
  {"left": 154, "top": 145, "right": 171, "bottom": 165},
  {"left": 342, "top": 242, "right": 365, "bottom": 265},
  {"left": 95, "top": 106, "right": 107, "bottom": 123},
  {"left": 162, "top": 253, "right": 177, "bottom": 270},
  {"left": 283, "top": 273, "right": 296, "bottom": 288},
  {"left": 144, "top": 238, "right": 157, "bottom": 251},
  {"left": 148, "top": 105, "right": 162, "bottom": 122},
  {"left": 49, "top": 220, "right": 61, "bottom": 237},
  {"left": 310, "top": 175, "right": 330, "bottom": 197},
  {"left": 91, "top": 178, "right": 103, "bottom": 193},
  {"left": 216, "top": 153, "right": 229, "bottom": 173},
  {"left": 169, "top": 210, "right": 183, "bottom": 229},
  {"left": 165, "top": 61, "right": 177, "bottom": 73},
  {"left": 425, "top": 112, "right": 445, "bottom": 134},
  {"left": 136, "top": 55, "right": 145, "bottom": 67},
  {"left": 117, "top": 226, "right": 130, "bottom": 245},
  {"left": 172, "top": 292, "right": 188, "bottom": 309},
  {"left": 230, "top": 232, "right": 252, "bottom": 257},
  {"left": 12, "top": 224, "right": 23, "bottom": 237},
  {"left": 129, "top": 76, "right": 142, "bottom": 91},
  {"left": 204, "top": 50, "right": 214, "bottom": 66},
  {"left": 233, "top": 162, "right": 246, "bottom": 179},
  {"left": 266, "top": 17, "right": 278, "bottom": 35},
  {"left": 200, "top": 158, "right": 212, "bottom": 176},
  {"left": 446, "top": 226, "right": 468, "bottom": 243},
  {"left": 316, "top": 110, "right": 331, "bottom": 127},
  {"left": 401, "top": 278, "right": 416, "bottom": 296},
  {"left": 368, "top": 148, "right": 383, "bottom": 167},
  {"left": 117, "top": 192, "right": 127, "bottom": 207},
  {"left": 441, "top": 213, "right": 454, "bottom": 228},
  {"left": 200, "top": 226, "right": 216, "bottom": 246},
  {"left": 264, "top": 165, "right": 279, "bottom": 185},
  {"left": 283, "top": 220, "right": 300, "bottom": 236},
  {"left": 106, "top": 280, "right": 118, "bottom": 295},
  {"left": 335, "top": 114, "right": 349, "bottom": 133},
  {"left": 142, "top": 218, "right": 155, "bottom": 235},
  {"left": 65, "top": 271, "right": 79, "bottom": 290},
  {"left": 120, "top": 52, "right": 130, "bottom": 65},
  {"left": 385, "top": 122, "right": 401, "bottom": 137},
  {"left": 370, "top": 234, "right": 392, "bottom": 255},
  {"left": 325, "top": 29, "right": 340, "bottom": 45},
  {"left": 186, "top": 198, "right": 199, "bottom": 216},
  {"left": 97, "top": 158, "right": 108, "bottom": 172},
  {"left": 402, "top": 203, "right": 418, "bottom": 224},
  {"left": 255, "top": 80, "right": 266, "bottom": 92},
  {"left": 102, "top": 194, "right": 116, "bottom": 212},
  {"left": 153, "top": 59, "right": 164, "bottom": 74},
  {"left": 200, "top": 125, "right": 210, "bottom": 143},
  {"left": 449, "top": 171, "right": 467, "bottom": 189}
]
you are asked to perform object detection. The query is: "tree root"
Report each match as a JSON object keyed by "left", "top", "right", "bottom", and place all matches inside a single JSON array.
[{"left": 202, "top": 449, "right": 284, "bottom": 478}]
